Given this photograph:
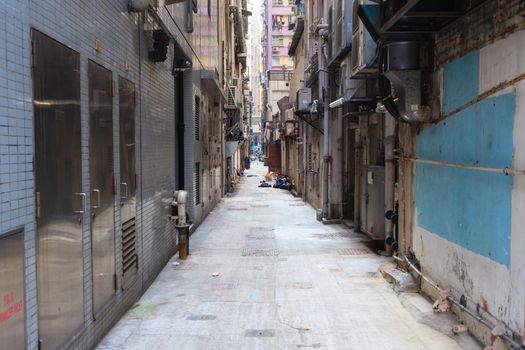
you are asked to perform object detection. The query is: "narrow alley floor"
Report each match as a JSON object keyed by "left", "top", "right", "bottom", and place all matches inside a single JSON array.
[{"left": 97, "top": 162, "right": 474, "bottom": 350}]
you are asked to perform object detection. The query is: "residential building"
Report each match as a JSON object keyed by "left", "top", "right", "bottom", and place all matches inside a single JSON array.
[{"left": 0, "top": 0, "right": 248, "bottom": 348}]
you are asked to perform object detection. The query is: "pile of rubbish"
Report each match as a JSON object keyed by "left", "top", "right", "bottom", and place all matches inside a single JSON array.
[
  {"left": 258, "top": 171, "right": 293, "bottom": 191},
  {"left": 273, "top": 175, "right": 292, "bottom": 190}
]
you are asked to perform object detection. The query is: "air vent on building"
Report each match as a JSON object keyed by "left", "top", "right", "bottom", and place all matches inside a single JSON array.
[
  {"left": 195, "top": 96, "right": 200, "bottom": 140},
  {"left": 122, "top": 217, "right": 138, "bottom": 283},
  {"left": 195, "top": 162, "right": 201, "bottom": 205},
  {"left": 149, "top": 30, "right": 170, "bottom": 62}
]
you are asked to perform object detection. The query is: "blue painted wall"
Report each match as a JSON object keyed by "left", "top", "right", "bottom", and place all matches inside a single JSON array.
[
  {"left": 443, "top": 50, "right": 480, "bottom": 114},
  {"left": 415, "top": 93, "right": 516, "bottom": 267}
]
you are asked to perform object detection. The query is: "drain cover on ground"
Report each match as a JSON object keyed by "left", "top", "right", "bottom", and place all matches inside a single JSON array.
[
  {"left": 286, "top": 282, "right": 313, "bottom": 289},
  {"left": 312, "top": 232, "right": 350, "bottom": 239},
  {"left": 227, "top": 207, "right": 248, "bottom": 211},
  {"left": 337, "top": 248, "right": 372, "bottom": 255},
  {"left": 246, "top": 233, "right": 276, "bottom": 240},
  {"left": 250, "top": 204, "right": 270, "bottom": 208},
  {"left": 245, "top": 329, "right": 275, "bottom": 337},
  {"left": 186, "top": 315, "right": 217, "bottom": 320},
  {"left": 242, "top": 248, "right": 279, "bottom": 256},
  {"left": 289, "top": 203, "right": 306, "bottom": 206}
]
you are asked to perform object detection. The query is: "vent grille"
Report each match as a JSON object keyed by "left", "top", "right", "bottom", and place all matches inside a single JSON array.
[
  {"left": 195, "top": 162, "right": 201, "bottom": 205},
  {"left": 195, "top": 95, "right": 200, "bottom": 141},
  {"left": 122, "top": 217, "right": 138, "bottom": 281}
]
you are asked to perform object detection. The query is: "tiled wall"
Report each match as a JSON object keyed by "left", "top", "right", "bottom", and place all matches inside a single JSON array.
[{"left": 0, "top": 0, "right": 224, "bottom": 348}]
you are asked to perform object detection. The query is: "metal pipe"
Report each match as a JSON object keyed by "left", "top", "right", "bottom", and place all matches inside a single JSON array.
[
  {"left": 320, "top": 0, "right": 330, "bottom": 219},
  {"left": 401, "top": 255, "right": 525, "bottom": 350},
  {"left": 384, "top": 113, "right": 396, "bottom": 254},
  {"left": 403, "top": 157, "right": 525, "bottom": 176}
]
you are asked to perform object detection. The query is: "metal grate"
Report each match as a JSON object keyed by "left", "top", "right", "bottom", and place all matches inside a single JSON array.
[
  {"left": 122, "top": 217, "right": 138, "bottom": 281},
  {"left": 245, "top": 329, "right": 275, "bottom": 338},
  {"left": 312, "top": 232, "right": 351, "bottom": 239},
  {"left": 246, "top": 233, "right": 276, "bottom": 240},
  {"left": 289, "top": 203, "right": 306, "bottom": 206},
  {"left": 227, "top": 207, "right": 247, "bottom": 211},
  {"left": 337, "top": 248, "right": 372, "bottom": 256},
  {"left": 186, "top": 315, "right": 217, "bottom": 321},
  {"left": 194, "top": 95, "right": 200, "bottom": 140},
  {"left": 241, "top": 248, "right": 279, "bottom": 257},
  {"left": 195, "top": 162, "right": 201, "bottom": 205}
]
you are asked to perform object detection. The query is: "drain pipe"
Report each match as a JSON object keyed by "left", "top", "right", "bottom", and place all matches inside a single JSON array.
[
  {"left": 173, "top": 190, "right": 190, "bottom": 259},
  {"left": 318, "top": 2, "right": 330, "bottom": 220},
  {"left": 399, "top": 255, "right": 525, "bottom": 350},
  {"left": 384, "top": 113, "right": 396, "bottom": 254}
]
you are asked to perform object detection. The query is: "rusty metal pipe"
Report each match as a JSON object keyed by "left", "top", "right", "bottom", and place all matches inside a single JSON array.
[
  {"left": 400, "top": 255, "right": 525, "bottom": 350},
  {"left": 403, "top": 157, "right": 525, "bottom": 176}
]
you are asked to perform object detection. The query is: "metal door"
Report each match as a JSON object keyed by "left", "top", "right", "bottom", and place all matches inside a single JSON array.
[
  {"left": 33, "top": 30, "right": 84, "bottom": 350},
  {"left": 119, "top": 77, "right": 137, "bottom": 224},
  {"left": 0, "top": 230, "right": 25, "bottom": 349},
  {"left": 89, "top": 61, "right": 116, "bottom": 314},
  {"left": 119, "top": 77, "right": 138, "bottom": 283}
]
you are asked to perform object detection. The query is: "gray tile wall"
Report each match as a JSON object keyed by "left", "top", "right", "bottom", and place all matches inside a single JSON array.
[{"left": 0, "top": 0, "right": 224, "bottom": 348}]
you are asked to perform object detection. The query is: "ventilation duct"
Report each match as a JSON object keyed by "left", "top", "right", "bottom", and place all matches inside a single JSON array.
[
  {"left": 129, "top": 0, "right": 151, "bottom": 11},
  {"left": 383, "top": 41, "right": 431, "bottom": 123}
]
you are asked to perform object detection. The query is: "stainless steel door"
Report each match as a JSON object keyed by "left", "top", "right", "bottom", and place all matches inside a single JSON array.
[
  {"left": 119, "top": 77, "right": 137, "bottom": 224},
  {"left": 0, "top": 230, "right": 25, "bottom": 349},
  {"left": 89, "top": 61, "right": 116, "bottom": 314},
  {"left": 119, "top": 77, "right": 138, "bottom": 283},
  {"left": 33, "top": 30, "right": 84, "bottom": 350}
]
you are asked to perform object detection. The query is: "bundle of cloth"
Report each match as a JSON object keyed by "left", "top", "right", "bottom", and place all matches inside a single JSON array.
[{"left": 273, "top": 175, "right": 292, "bottom": 190}]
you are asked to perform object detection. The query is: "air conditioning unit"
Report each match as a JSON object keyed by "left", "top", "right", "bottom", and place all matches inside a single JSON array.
[
  {"left": 285, "top": 108, "right": 294, "bottom": 121},
  {"left": 296, "top": 88, "right": 311, "bottom": 113},
  {"left": 332, "top": 0, "right": 352, "bottom": 60},
  {"left": 272, "top": 47, "right": 279, "bottom": 52},
  {"left": 351, "top": 10, "right": 377, "bottom": 77}
]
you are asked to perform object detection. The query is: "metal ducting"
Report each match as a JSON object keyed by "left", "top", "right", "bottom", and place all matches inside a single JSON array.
[
  {"left": 129, "top": 0, "right": 151, "bottom": 11},
  {"left": 383, "top": 41, "right": 431, "bottom": 123}
]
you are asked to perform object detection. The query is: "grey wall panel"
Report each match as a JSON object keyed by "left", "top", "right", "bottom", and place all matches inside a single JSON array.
[
  {"left": 88, "top": 60, "right": 116, "bottom": 315},
  {"left": 32, "top": 30, "right": 84, "bottom": 350}
]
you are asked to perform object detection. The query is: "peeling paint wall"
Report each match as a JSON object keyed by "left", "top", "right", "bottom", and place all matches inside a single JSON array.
[{"left": 414, "top": 20, "right": 525, "bottom": 340}]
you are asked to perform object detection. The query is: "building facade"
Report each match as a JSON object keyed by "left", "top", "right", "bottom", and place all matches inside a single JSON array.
[
  {"left": 275, "top": 0, "right": 525, "bottom": 348},
  {"left": 0, "top": 0, "right": 248, "bottom": 348}
]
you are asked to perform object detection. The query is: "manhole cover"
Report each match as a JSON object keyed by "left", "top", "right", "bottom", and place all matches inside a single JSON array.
[
  {"left": 186, "top": 315, "right": 217, "bottom": 320},
  {"left": 242, "top": 248, "right": 279, "bottom": 256},
  {"left": 337, "top": 248, "right": 372, "bottom": 256},
  {"left": 312, "top": 232, "right": 350, "bottom": 239},
  {"left": 250, "top": 204, "right": 270, "bottom": 208},
  {"left": 249, "top": 226, "right": 275, "bottom": 233},
  {"left": 286, "top": 282, "right": 313, "bottom": 289},
  {"left": 227, "top": 207, "right": 248, "bottom": 211},
  {"left": 212, "top": 281, "right": 237, "bottom": 290},
  {"left": 289, "top": 203, "right": 306, "bottom": 206},
  {"left": 245, "top": 329, "right": 275, "bottom": 338},
  {"left": 246, "top": 233, "right": 276, "bottom": 240}
]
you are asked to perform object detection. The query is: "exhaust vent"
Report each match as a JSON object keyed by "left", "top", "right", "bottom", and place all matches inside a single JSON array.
[
  {"left": 383, "top": 42, "right": 431, "bottom": 123},
  {"left": 122, "top": 217, "right": 138, "bottom": 284}
]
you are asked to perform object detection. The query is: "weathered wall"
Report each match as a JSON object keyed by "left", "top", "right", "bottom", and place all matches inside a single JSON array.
[
  {"left": 413, "top": 3, "right": 525, "bottom": 340},
  {"left": 0, "top": 0, "right": 224, "bottom": 348}
]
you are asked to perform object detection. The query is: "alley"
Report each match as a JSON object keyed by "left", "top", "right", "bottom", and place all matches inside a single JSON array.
[{"left": 97, "top": 162, "right": 466, "bottom": 350}]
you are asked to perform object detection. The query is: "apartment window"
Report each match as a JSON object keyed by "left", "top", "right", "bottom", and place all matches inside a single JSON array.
[
  {"left": 195, "top": 162, "right": 201, "bottom": 205},
  {"left": 272, "top": 57, "right": 280, "bottom": 66},
  {"left": 272, "top": 0, "right": 284, "bottom": 5},
  {"left": 195, "top": 95, "right": 200, "bottom": 140}
]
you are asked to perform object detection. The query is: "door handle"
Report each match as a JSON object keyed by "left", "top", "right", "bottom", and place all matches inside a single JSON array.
[
  {"left": 92, "top": 189, "right": 101, "bottom": 209},
  {"left": 121, "top": 182, "right": 129, "bottom": 199},
  {"left": 73, "top": 193, "right": 87, "bottom": 214},
  {"left": 36, "top": 191, "right": 41, "bottom": 219}
]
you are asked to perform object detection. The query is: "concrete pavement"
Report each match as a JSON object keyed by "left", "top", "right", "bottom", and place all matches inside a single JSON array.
[{"left": 96, "top": 162, "right": 478, "bottom": 350}]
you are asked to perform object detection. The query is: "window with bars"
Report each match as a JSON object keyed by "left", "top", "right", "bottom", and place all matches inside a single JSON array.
[
  {"left": 195, "top": 162, "right": 201, "bottom": 205},
  {"left": 195, "top": 95, "right": 200, "bottom": 140}
]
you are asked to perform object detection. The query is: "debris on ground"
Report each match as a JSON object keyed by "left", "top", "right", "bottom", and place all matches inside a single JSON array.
[
  {"left": 259, "top": 180, "right": 272, "bottom": 187},
  {"left": 452, "top": 324, "right": 468, "bottom": 334},
  {"left": 273, "top": 175, "right": 292, "bottom": 190},
  {"left": 172, "top": 261, "right": 180, "bottom": 267},
  {"left": 212, "top": 272, "right": 220, "bottom": 277},
  {"left": 433, "top": 296, "right": 451, "bottom": 313}
]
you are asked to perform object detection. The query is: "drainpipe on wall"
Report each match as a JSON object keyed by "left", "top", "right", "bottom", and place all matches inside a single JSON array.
[
  {"left": 318, "top": 0, "right": 330, "bottom": 219},
  {"left": 384, "top": 113, "right": 396, "bottom": 254}
]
